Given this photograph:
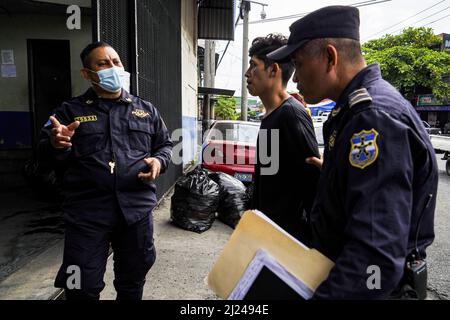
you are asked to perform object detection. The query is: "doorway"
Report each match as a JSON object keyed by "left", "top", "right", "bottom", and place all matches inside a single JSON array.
[{"left": 27, "top": 39, "right": 72, "bottom": 142}]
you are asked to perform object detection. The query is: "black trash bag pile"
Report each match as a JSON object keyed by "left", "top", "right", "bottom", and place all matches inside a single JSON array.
[
  {"left": 170, "top": 168, "right": 219, "bottom": 233},
  {"left": 208, "top": 172, "right": 249, "bottom": 228}
]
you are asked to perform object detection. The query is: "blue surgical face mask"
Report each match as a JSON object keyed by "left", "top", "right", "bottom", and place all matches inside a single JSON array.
[{"left": 88, "top": 66, "right": 130, "bottom": 93}]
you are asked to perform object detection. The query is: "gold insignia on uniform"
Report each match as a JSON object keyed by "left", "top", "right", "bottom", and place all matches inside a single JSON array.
[
  {"left": 331, "top": 107, "right": 341, "bottom": 117},
  {"left": 74, "top": 115, "right": 97, "bottom": 123},
  {"left": 132, "top": 109, "right": 150, "bottom": 118},
  {"left": 349, "top": 129, "right": 379, "bottom": 169},
  {"left": 329, "top": 130, "right": 337, "bottom": 149}
]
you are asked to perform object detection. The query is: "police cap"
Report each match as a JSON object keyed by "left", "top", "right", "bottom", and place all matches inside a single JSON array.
[{"left": 267, "top": 6, "right": 360, "bottom": 61}]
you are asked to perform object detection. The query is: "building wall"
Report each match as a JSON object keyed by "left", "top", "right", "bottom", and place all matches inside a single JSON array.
[
  {"left": 0, "top": 13, "right": 91, "bottom": 149},
  {"left": 181, "top": 0, "right": 199, "bottom": 167},
  {"left": 0, "top": 14, "right": 92, "bottom": 112}
]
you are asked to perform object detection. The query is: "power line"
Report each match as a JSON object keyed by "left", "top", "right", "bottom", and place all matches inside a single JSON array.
[
  {"left": 238, "top": 0, "right": 380, "bottom": 25},
  {"left": 237, "top": 0, "right": 393, "bottom": 25},
  {"left": 350, "top": 0, "right": 382, "bottom": 6},
  {"left": 355, "top": 0, "right": 392, "bottom": 7},
  {"left": 364, "top": 0, "right": 447, "bottom": 39},
  {"left": 389, "top": 6, "right": 450, "bottom": 35},
  {"left": 410, "top": 5, "right": 449, "bottom": 25},
  {"left": 218, "top": 1, "right": 393, "bottom": 69},
  {"left": 422, "top": 12, "right": 450, "bottom": 26}
]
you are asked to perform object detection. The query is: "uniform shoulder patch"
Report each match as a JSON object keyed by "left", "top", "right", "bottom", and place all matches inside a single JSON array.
[
  {"left": 349, "top": 129, "right": 379, "bottom": 169},
  {"left": 348, "top": 88, "right": 372, "bottom": 109}
]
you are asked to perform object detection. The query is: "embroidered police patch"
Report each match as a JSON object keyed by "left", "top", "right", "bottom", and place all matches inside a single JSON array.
[
  {"left": 349, "top": 129, "right": 379, "bottom": 169},
  {"left": 132, "top": 109, "right": 150, "bottom": 119}
]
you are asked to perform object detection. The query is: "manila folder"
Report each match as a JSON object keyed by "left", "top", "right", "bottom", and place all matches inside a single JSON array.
[{"left": 207, "top": 210, "right": 334, "bottom": 299}]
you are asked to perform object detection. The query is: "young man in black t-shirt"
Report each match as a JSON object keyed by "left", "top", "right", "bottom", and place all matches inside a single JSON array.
[{"left": 245, "top": 34, "right": 320, "bottom": 244}]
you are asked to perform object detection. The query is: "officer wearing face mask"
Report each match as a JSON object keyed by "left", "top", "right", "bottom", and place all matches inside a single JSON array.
[{"left": 38, "top": 42, "right": 173, "bottom": 300}]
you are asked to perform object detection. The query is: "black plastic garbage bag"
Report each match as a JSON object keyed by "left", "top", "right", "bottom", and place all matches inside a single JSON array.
[
  {"left": 170, "top": 168, "right": 219, "bottom": 233},
  {"left": 208, "top": 172, "right": 249, "bottom": 228}
]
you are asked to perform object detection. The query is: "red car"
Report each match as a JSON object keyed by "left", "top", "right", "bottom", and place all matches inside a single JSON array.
[{"left": 202, "top": 120, "right": 260, "bottom": 184}]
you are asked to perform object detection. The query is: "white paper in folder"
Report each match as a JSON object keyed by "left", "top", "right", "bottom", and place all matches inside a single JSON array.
[
  {"left": 228, "top": 249, "right": 315, "bottom": 300},
  {"left": 207, "top": 210, "right": 334, "bottom": 299}
]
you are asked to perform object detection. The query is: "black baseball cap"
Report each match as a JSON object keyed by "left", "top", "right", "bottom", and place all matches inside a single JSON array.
[{"left": 267, "top": 6, "right": 360, "bottom": 61}]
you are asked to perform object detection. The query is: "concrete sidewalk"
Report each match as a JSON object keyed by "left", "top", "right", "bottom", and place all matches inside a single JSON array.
[
  {"left": 0, "top": 239, "right": 63, "bottom": 300},
  {"left": 101, "top": 188, "right": 233, "bottom": 300},
  {"left": 0, "top": 186, "right": 233, "bottom": 300},
  {"left": 0, "top": 186, "right": 64, "bottom": 300}
]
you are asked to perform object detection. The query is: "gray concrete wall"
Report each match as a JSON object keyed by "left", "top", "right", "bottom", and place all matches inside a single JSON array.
[{"left": 0, "top": 13, "right": 92, "bottom": 112}]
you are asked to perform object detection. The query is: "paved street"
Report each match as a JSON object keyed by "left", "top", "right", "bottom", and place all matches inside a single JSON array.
[{"left": 427, "top": 155, "right": 450, "bottom": 299}]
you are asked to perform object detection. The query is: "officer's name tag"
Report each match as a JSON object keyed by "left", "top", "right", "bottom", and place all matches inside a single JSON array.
[{"left": 74, "top": 115, "right": 97, "bottom": 123}]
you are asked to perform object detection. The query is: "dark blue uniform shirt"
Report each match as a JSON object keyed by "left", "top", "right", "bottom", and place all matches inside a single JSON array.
[
  {"left": 39, "top": 88, "right": 173, "bottom": 225},
  {"left": 311, "top": 64, "right": 438, "bottom": 299}
]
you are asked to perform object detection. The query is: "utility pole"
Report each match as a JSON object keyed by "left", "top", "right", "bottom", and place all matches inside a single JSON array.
[
  {"left": 205, "top": 40, "right": 216, "bottom": 119},
  {"left": 203, "top": 40, "right": 216, "bottom": 133},
  {"left": 204, "top": 40, "right": 216, "bottom": 89},
  {"left": 240, "top": 0, "right": 250, "bottom": 122}
]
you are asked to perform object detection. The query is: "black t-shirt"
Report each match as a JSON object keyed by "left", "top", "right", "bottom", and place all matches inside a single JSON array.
[{"left": 252, "top": 97, "right": 320, "bottom": 243}]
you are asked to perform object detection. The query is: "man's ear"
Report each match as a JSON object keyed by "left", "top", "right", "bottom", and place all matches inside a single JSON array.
[
  {"left": 325, "top": 44, "right": 338, "bottom": 72},
  {"left": 81, "top": 68, "right": 98, "bottom": 82},
  {"left": 81, "top": 68, "right": 90, "bottom": 81},
  {"left": 270, "top": 63, "right": 280, "bottom": 77}
]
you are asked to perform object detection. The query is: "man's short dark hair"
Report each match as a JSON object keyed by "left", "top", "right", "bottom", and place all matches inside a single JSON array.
[
  {"left": 249, "top": 33, "right": 294, "bottom": 86},
  {"left": 303, "top": 38, "right": 363, "bottom": 64},
  {"left": 80, "top": 41, "right": 112, "bottom": 69}
]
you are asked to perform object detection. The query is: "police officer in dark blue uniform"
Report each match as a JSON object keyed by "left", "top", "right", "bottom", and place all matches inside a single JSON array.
[
  {"left": 268, "top": 6, "right": 438, "bottom": 299},
  {"left": 38, "top": 42, "right": 173, "bottom": 300}
]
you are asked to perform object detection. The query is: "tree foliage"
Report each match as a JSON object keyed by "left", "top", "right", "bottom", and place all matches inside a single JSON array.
[
  {"left": 214, "top": 96, "right": 239, "bottom": 120},
  {"left": 363, "top": 27, "right": 450, "bottom": 101}
]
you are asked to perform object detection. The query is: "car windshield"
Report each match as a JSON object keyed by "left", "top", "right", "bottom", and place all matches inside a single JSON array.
[{"left": 207, "top": 122, "right": 260, "bottom": 144}]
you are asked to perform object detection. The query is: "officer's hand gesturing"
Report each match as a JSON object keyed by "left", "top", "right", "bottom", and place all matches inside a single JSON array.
[
  {"left": 306, "top": 153, "right": 324, "bottom": 170},
  {"left": 49, "top": 116, "right": 80, "bottom": 149},
  {"left": 139, "top": 158, "right": 161, "bottom": 182}
]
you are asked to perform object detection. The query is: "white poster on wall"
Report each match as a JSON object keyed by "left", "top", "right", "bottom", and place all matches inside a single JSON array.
[{"left": 1, "top": 50, "right": 14, "bottom": 65}]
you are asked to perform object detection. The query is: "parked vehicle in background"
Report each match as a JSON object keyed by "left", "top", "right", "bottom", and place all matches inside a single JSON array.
[
  {"left": 430, "top": 134, "right": 450, "bottom": 176},
  {"left": 202, "top": 121, "right": 260, "bottom": 184},
  {"left": 422, "top": 121, "right": 441, "bottom": 135}
]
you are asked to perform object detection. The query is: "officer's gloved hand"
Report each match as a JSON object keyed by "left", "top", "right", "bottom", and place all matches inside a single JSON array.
[
  {"left": 138, "top": 158, "right": 161, "bottom": 182},
  {"left": 306, "top": 154, "right": 323, "bottom": 170},
  {"left": 49, "top": 116, "right": 80, "bottom": 149}
]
